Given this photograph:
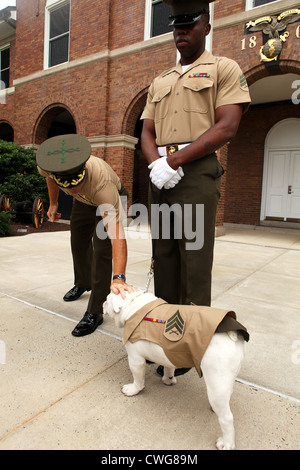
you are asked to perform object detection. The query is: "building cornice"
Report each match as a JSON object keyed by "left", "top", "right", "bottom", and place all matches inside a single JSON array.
[
  {"left": 88, "top": 134, "right": 138, "bottom": 150},
  {"left": 0, "top": 7, "right": 16, "bottom": 42},
  {"left": 25, "top": 134, "right": 138, "bottom": 150}
]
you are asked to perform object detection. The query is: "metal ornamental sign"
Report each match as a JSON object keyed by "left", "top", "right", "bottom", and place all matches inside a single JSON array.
[{"left": 246, "top": 9, "right": 300, "bottom": 62}]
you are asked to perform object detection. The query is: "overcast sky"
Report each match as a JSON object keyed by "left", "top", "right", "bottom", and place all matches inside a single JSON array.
[{"left": 0, "top": 0, "right": 16, "bottom": 9}]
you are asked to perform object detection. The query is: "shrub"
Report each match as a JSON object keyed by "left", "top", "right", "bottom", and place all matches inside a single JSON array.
[
  {"left": 0, "top": 140, "right": 49, "bottom": 206},
  {"left": 0, "top": 212, "right": 12, "bottom": 237}
]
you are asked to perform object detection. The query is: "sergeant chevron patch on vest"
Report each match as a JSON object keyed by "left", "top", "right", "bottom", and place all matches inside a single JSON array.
[{"left": 164, "top": 310, "right": 185, "bottom": 341}]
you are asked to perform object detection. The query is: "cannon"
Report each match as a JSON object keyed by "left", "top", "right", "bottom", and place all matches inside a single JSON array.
[{"left": 0, "top": 194, "right": 44, "bottom": 229}]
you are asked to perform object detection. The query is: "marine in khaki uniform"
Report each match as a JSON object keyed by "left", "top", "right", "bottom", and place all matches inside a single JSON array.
[
  {"left": 36, "top": 134, "right": 134, "bottom": 336},
  {"left": 141, "top": 0, "right": 251, "bottom": 305},
  {"left": 141, "top": 0, "right": 251, "bottom": 376}
]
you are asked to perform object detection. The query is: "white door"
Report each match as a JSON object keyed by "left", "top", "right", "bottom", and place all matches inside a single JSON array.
[
  {"left": 265, "top": 150, "right": 300, "bottom": 221},
  {"left": 286, "top": 151, "right": 300, "bottom": 220}
]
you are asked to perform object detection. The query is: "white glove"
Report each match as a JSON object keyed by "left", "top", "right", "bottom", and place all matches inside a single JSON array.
[
  {"left": 164, "top": 166, "right": 184, "bottom": 189},
  {"left": 148, "top": 157, "right": 182, "bottom": 190}
]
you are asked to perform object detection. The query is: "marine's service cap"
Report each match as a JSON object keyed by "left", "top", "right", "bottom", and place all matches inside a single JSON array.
[
  {"left": 36, "top": 134, "right": 91, "bottom": 189},
  {"left": 164, "top": 0, "right": 215, "bottom": 26}
]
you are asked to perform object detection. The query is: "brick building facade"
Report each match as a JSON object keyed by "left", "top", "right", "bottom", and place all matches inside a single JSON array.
[{"left": 1, "top": 0, "right": 300, "bottom": 228}]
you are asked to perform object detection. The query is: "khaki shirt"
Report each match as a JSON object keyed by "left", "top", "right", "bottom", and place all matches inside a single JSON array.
[
  {"left": 38, "top": 155, "right": 124, "bottom": 228},
  {"left": 141, "top": 50, "right": 251, "bottom": 146},
  {"left": 123, "top": 298, "right": 249, "bottom": 377}
]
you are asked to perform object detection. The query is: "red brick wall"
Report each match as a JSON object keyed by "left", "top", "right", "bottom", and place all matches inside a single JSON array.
[
  {"left": 70, "top": 1, "right": 110, "bottom": 57},
  {"left": 12, "top": 58, "right": 110, "bottom": 144},
  {"left": 7, "top": 0, "right": 176, "bottom": 146},
  {"left": 106, "top": 42, "right": 176, "bottom": 137},
  {"left": 214, "top": 0, "right": 245, "bottom": 19},
  {"left": 14, "top": 0, "right": 45, "bottom": 79},
  {"left": 2, "top": 0, "right": 300, "bottom": 226},
  {"left": 109, "top": 0, "right": 146, "bottom": 49}
]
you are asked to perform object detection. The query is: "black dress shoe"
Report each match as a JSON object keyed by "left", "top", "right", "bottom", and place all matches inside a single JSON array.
[
  {"left": 63, "top": 286, "right": 90, "bottom": 302},
  {"left": 156, "top": 365, "right": 191, "bottom": 377},
  {"left": 72, "top": 312, "right": 103, "bottom": 337}
]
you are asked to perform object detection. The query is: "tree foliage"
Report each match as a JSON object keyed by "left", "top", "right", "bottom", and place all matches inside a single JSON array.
[{"left": 0, "top": 140, "right": 48, "bottom": 205}]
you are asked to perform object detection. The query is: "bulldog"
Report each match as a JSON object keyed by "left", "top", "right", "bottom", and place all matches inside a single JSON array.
[{"left": 103, "top": 290, "right": 249, "bottom": 450}]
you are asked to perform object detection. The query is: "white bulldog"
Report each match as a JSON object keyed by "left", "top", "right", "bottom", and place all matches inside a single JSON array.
[{"left": 103, "top": 290, "right": 248, "bottom": 450}]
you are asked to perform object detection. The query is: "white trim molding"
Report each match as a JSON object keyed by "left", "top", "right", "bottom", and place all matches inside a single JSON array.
[
  {"left": 25, "top": 135, "right": 138, "bottom": 150},
  {"left": 88, "top": 134, "right": 139, "bottom": 150}
]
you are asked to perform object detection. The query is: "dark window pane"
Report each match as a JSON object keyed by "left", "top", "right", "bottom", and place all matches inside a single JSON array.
[
  {"left": 1, "top": 48, "right": 10, "bottom": 70},
  {"left": 1, "top": 69, "right": 9, "bottom": 88},
  {"left": 50, "top": 3, "right": 70, "bottom": 39},
  {"left": 254, "top": 0, "right": 275, "bottom": 6},
  {"left": 152, "top": 2, "right": 172, "bottom": 37},
  {"left": 49, "top": 35, "right": 69, "bottom": 67}
]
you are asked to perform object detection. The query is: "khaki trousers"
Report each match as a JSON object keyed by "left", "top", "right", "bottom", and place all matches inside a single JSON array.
[
  {"left": 150, "top": 154, "right": 223, "bottom": 307},
  {"left": 70, "top": 199, "right": 112, "bottom": 315}
]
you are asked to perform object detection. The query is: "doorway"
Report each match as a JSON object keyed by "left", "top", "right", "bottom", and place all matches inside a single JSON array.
[
  {"left": 0, "top": 122, "right": 14, "bottom": 142},
  {"left": 261, "top": 119, "right": 300, "bottom": 223},
  {"left": 35, "top": 106, "right": 77, "bottom": 219}
]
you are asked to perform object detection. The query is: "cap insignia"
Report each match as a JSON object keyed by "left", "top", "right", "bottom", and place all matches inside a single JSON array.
[{"left": 47, "top": 139, "right": 81, "bottom": 164}]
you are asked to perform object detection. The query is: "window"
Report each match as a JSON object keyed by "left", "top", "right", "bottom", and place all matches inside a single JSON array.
[
  {"left": 246, "top": 0, "right": 280, "bottom": 9},
  {"left": 145, "top": 0, "right": 172, "bottom": 39},
  {"left": 151, "top": 0, "right": 172, "bottom": 37},
  {"left": 254, "top": 0, "right": 275, "bottom": 5},
  {"left": 45, "top": 1, "right": 70, "bottom": 68},
  {"left": 0, "top": 46, "right": 10, "bottom": 89}
]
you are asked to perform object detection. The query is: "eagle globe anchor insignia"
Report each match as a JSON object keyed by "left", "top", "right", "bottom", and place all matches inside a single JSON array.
[{"left": 246, "top": 9, "right": 300, "bottom": 62}]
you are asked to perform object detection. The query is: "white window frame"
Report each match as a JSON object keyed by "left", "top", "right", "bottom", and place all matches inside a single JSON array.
[
  {"left": 144, "top": 0, "right": 152, "bottom": 40},
  {"left": 144, "top": 0, "right": 213, "bottom": 54},
  {"left": 245, "top": 0, "right": 281, "bottom": 11},
  {"left": 0, "top": 44, "right": 10, "bottom": 90},
  {"left": 144, "top": 0, "right": 173, "bottom": 40},
  {"left": 44, "top": 0, "right": 71, "bottom": 70}
]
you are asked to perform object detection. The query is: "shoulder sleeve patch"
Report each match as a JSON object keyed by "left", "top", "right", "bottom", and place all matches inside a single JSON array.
[{"left": 240, "top": 73, "right": 249, "bottom": 91}]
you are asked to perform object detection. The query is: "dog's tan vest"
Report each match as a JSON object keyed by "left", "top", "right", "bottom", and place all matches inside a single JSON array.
[{"left": 123, "top": 299, "right": 249, "bottom": 377}]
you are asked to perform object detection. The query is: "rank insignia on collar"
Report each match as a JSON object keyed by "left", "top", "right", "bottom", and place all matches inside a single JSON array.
[
  {"left": 164, "top": 310, "right": 185, "bottom": 342},
  {"left": 188, "top": 73, "right": 210, "bottom": 78}
]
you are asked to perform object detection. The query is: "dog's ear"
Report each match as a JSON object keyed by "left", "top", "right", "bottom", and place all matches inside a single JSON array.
[{"left": 112, "top": 294, "right": 123, "bottom": 313}]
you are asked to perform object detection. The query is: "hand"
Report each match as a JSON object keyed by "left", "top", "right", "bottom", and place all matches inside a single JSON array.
[
  {"left": 148, "top": 157, "right": 178, "bottom": 190},
  {"left": 110, "top": 280, "right": 138, "bottom": 299},
  {"left": 47, "top": 203, "right": 61, "bottom": 222},
  {"left": 164, "top": 166, "right": 184, "bottom": 189}
]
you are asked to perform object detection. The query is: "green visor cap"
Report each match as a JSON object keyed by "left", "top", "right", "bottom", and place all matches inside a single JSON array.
[
  {"left": 164, "top": 0, "right": 215, "bottom": 26},
  {"left": 36, "top": 134, "right": 91, "bottom": 174}
]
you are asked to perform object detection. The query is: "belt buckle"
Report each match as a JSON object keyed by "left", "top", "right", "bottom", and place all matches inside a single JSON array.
[{"left": 166, "top": 144, "right": 178, "bottom": 156}]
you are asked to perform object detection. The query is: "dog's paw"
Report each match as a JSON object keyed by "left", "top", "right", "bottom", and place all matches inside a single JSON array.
[
  {"left": 122, "top": 383, "right": 144, "bottom": 396},
  {"left": 216, "top": 437, "right": 235, "bottom": 450},
  {"left": 162, "top": 376, "right": 177, "bottom": 386}
]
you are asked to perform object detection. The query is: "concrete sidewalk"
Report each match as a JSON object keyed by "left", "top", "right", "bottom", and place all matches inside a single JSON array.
[{"left": 0, "top": 224, "right": 300, "bottom": 450}]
